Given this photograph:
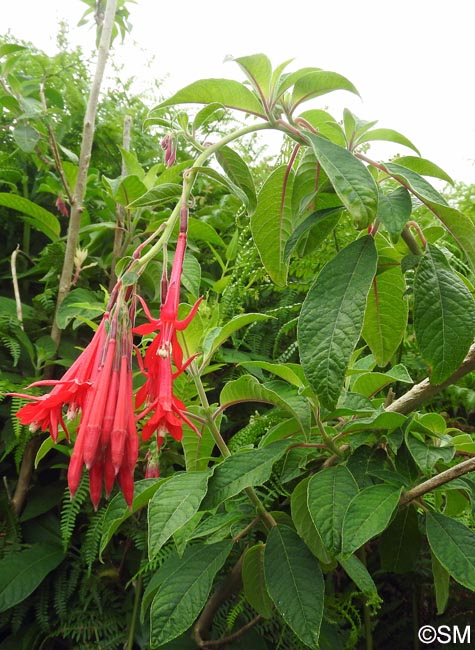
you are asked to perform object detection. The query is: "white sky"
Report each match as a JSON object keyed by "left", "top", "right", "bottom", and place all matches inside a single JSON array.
[{"left": 3, "top": 0, "right": 475, "bottom": 184}]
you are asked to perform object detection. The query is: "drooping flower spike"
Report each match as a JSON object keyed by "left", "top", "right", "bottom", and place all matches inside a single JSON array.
[
  {"left": 134, "top": 207, "right": 202, "bottom": 450},
  {"left": 12, "top": 289, "right": 138, "bottom": 509}
]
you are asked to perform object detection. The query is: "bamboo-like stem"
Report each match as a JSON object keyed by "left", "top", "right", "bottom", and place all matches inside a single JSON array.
[
  {"left": 10, "top": 246, "right": 23, "bottom": 330},
  {"left": 50, "top": 0, "right": 118, "bottom": 349}
]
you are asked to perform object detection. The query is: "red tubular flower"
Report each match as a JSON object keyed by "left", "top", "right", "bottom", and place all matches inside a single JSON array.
[
  {"left": 12, "top": 294, "right": 139, "bottom": 509},
  {"left": 134, "top": 231, "right": 202, "bottom": 449}
]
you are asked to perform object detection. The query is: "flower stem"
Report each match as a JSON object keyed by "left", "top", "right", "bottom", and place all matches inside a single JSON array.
[
  {"left": 189, "top": 362, "right": 277, "bottom": 530},
  {"left": 129, "top": 122, "right": 272, "bottom": 275},
  {"left": 126, "top": 575, "right": 142, "bottom": 650}
]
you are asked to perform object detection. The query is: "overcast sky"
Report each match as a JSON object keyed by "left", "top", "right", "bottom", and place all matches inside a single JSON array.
[{"left": 3, "top": 0, "right": 475, "bottom": 184}]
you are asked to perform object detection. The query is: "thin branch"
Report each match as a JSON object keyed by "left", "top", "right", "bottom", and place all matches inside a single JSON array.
[
  {"left": 39, "top": 81, "right": 73, "bottom": 204},
  {"left": 387, "top": 342, "right": 475, "bottom": 415},
  {"left": 50, "top": 0, "right": 118, "bottom": 349},
  {"left": 400, "top": 457, "right": 475, "bottom": 506},
  {"left": 197, "top": 615, "right": 262, "bottom": 648}
]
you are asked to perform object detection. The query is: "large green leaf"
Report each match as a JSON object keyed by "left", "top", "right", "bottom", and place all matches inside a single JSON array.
[
  {"left": 233, "top": 54, "right": 273, "bottom": 100},
  {"left": 242, "top": 544, "right": 274, "bottom": 618},
  {"left": 426, "top": 512, "right": 475, "bottom": 591},
  {"left": 215, "top": 145, "right": 257, "bottom": 214},
  {"left": 379, "top": 507, "right": 422, "bottom": 573},
  {"left": 264, "top": 525, "right": 324, "bottom": 648},
  {"left": 298, "top": 235, "right": 377, "bottom": 409},
  {"left": 414, "top": 244, "right": 475, "bottom": 383},
  {"left": 0, "top": 544, "right": 64, "bottom": 612},
  {"left": 290, "top": 70, "right": 359, "bottom": 111},
  {"left": 100, "top": 479, "right": 166, "bottom": 557},
  {"left": 0, "top": 193, "right": 60, "bottom": 241},
  {"left": 376, "top": 187, "right": 412, "bottom": 241},
  {"left": 291, "top": 477, "right": 331, "bottom": 563},
  {"left": 391, "top": 156, "right": 453, "bottom": 184},
  {"left": 307, "top": 466, "right": 359, "bottom": 555},
  {"left": 385, "top": 162, "right": 475, "bottom": 271},
  {"left": 362, "top": 267, "right": 408, "bottom": 366},
  {"left": 341, "top": 484, "right": 401, "bottom": 556},
  {"left": 251, "top": 165, "right": 294, "bottom": 285},
  {"left": 431, "top": 550, "right": 450, "bottom": 615},
  {"left": 127, "top": 182, "right": 182, "bottom": 208},
  {"left": 308, "top": 134, "right": 378, "bottom": 229},
  {"left": 12, "top": 123, "right": 40, "bottom": 152},
  {"left": 339, "top": 554, "right": 379, "bottom": 600},
  {"left": 356, "top": 128, "right": 420, "bottom": 154},
  {"left": 201, "top": 440, "right": 289, "bottom": 510},
  {"left": 405, "top": 430, "right": 454, "bottom": 474},
  {"left": 103, "top": 174, "right": 147, "bottom": 206},
  {"left": 149, "top": 541, "right": 233, "bottom": 647},
  {"left": 202, "top": 313, "right": 272, "bottom": 365},
  {"left": 284, "top": 207, "right": 343, "bottom": 260},
  {"left": 56, "top": 288, "right": 104, "bottom": 329},
  {"left": 148, "top": 471, "right": 210, "bottom": 558},
  {"left": 219, "top": 375, "right": 310, "bottom": 434},
  {"left": 149, "top": 78, "right": 266, "bottom": 117}
]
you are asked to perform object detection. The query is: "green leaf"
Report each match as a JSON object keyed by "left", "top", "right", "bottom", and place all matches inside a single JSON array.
[
  {"left": 127, "top": 182, "right": 182, "bottom": 208},
  {"left": 379, "top": 507, "right": 422, "bottom": 573},
  {"left": 100, "top": 479, "right": 166, "bottom": 557},
  {"left": 192, "top": 102, "right": 226, "bottom": 132},
  {"left": 148, "top": 471, "right": 210, "bottom": 558},
  {"left": 392, "top": 156, "right": 453, "bottom": 184},
  {"left": 149, "top": 78, "right": 265, "bottom": 117},
  {"left": 284, "top": 207, "right": 343, "bottom": 260},
  {"left": 376, "top": 187, "right": 412, "bottom": 241},
  {"left": 405, "top": 430, "right": 454, "bottom": 474},
  {"left": 233, "top": 53, "right": 273, "bottom": 100},
  {"left": 241, "top": 361, "right": 305, "bottom": 389},
  {"left": 103, "top": 174, "right": 147, "bottom": 206},
  {"left": 298, "top": 235, "right": 377, "bottom": 409},
  {"left": 219, "top": 375, "right": 310, "bottom": 434},
  {"left": 308, "top": 133, "right": 378, "bottom": 229},
  {"left": 12, "top": 123, "right": 40, "bottom": 152},
  {"left": 202, "top": 313, "right": 272, "bottom": 364},
  {"left": 149, "top": 541, "right": 233, "bottom": 647},
  {"left": 182, "top": 408, "right": 216, "bottom": 472},
  {"left": 307, "top": 466, "right": 359, "bottom": 555},
  {"left": 341, "top": 484, "right": 401, "bottom": 556},
  {"left": 362, "top": 267, "right": 408, "bottom": 366},
  {"left": 56, "top": 288, "right": 104, "bottom": 329},
  {"left": 414, "top": 244, "right": 475, "bottom": 383},
  {"left": 0, "top": 544, "right": 64, "bottom": 612},
  {"left": 242, "top": 544, "right": 274, "bottom": 618},
  {"left": 201, "top": 440, "right": 289, "bottom": 510},
  {"left": 385, "top": 162, "right": 475, "bottom": 271},
  {"left": 264, "top": 525, "right": 324, "bottom": 648},
  {"left": 291, "top": 477, "right": 331, "bottom": 563},
  {"left": 290, "top": 70, "right": 359, "bottom": 111},
  {"left": 431, "top": 550, "right": 450, "bottom": 614},
  {"left": 0, "top": 193, "right": 60, "bottom": 241},
  {"left": 356, "top": 128, "right": 420, "bottom": 154},
  {"left": 339, "top": 555, "right": 379, "bottom": 599},
  {"left": 188, "top": 217, "right": 226, "bottom": 248},
  {"left": 215, "top": 146, "right": 257, "bottom": 214},
  {"left": 426, "top": 512, "right": 475, "bottom": 591},
  {"left": 251, "top": 165, "right": 294, "bottom": 285}
]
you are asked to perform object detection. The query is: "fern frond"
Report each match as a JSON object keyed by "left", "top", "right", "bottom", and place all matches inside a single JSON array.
[
  {"left": 82, "top": 507, "right": 107, "bottom": 574},
  {"left": 60, "top": 475, "right": 89, "bottom": 550}
]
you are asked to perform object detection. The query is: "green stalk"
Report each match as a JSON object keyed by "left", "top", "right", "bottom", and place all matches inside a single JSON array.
[
  {"left": 189, "top": 362, "right": 277, "bottom": 530},
  {"left": 130, "top": 122, "right": 272, "bottom": 275},
  {"left": 126, "top": 575, "right": 143, "bottom": 650}
]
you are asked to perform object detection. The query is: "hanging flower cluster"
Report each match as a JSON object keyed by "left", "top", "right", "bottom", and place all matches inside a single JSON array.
[{"left": 11, "top": 214, "right": 200, "bottom": 508}]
